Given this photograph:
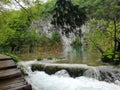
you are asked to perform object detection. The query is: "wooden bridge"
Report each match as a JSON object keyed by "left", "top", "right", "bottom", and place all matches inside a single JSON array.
[{"left": 0, "top": 54, "right": 32, "bottom": 90}]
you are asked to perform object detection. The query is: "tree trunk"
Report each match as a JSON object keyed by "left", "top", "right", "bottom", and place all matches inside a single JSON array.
[
  {"left": 90, "top": 39, "right": 104, "bottom": 54},
  {"left": 113, "top": 17, "right": 117, "bottom": 54}
]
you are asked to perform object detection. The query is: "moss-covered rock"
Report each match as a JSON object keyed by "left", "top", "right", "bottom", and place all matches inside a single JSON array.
[
  {"left": 31, "top": 63, "right": 89, "bottom": 77},
  {"left": 18, "top": 65, "right": 28, "bottom": 76}
]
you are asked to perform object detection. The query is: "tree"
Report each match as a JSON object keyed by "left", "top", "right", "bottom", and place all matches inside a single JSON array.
[
  {"left": 88, "top": 0, "right": 120, "bottom": 64},
  {"left": 51, "top": 0, "right": 87, "bottom": 35}
]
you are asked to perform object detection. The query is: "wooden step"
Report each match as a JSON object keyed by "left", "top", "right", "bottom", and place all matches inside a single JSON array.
[
  {"left": 0, "top": 68, "right": 22, "bottom": 80},
  {"left": 0, "top": 77, "right": 31, "bottom": 90},
  {"left": 0, "top": 54, "right": 12, "bottom": 60},
  {"left": 0, "top": 54, "right": 32, "bottom": 90},
  {"left": 0, "top": 60, "right": 17, "bottom": 70}
]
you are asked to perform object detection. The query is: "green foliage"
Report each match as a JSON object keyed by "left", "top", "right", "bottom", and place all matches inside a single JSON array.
[
  {"left": 51, "top": 0, "right": 87, "bottom": 34},
  {"left": 37, "top": 54, "right": 43, "bottom": 61},
  {"left": 106, "top": 21, "right": 120, "bottom": 38},
  {"left": 72, "top": 0, "right": 120, "bottom": 21},
  {"left": 7, "top": 11, "right": 31, "bottom": 32},
  {"left": 0, "top": 0, "right": 10, "bottom": 4},
  {"left": 101, "top": 49, "right": 120, "bottom": 65},
  {"left": 0, "top": 27, "right": 16, "bottom": 46},
  {"left": 47, "top": 56, "right": 54, "bottom": 60},
  {"left": 5, "top": 53, "right": 20, "bottom": 62},
  {"left": 28, "top": 0, "right": 56, "bottom": 20},
  {"left": 0, "top": 10, "right": 35, "bottom": 53},
  {"left": 0, "top": 0, "right": 119, "bottom": 65},
  {"left": 0, "top": 0, "right": 63, "bottom": 60},
  {"left": 50, "top": 32, "right": 61, "bottom": 45},
  {"left": 18, "top": 65, "right": 28, "bottom": 76},
  {"left": 85, "top": 19, "right": 111, "bottom": 51},
  {"left": 38, "top": 35, "right": 50, "bottom": 44},
  {"left": 71, "top": 36, "right": 82, "bottom": 48}
]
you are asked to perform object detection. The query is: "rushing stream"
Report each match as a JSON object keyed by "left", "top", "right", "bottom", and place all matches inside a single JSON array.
[
  {"left": 18, "top": 61, "right": 120, "bottom": 90},
  {"left": 17, "top": 14, "right": 120, "bottom": 90}
]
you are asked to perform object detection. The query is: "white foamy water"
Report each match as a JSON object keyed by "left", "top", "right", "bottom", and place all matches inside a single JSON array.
[
  {"left": 18, "top": 61, "right": 120, "bottom": 90},
  {"left": 25, "top": 71, "right": 120, "bottom": 90}
]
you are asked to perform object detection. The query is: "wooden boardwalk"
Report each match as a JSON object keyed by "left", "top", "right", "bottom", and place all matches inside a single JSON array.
[{"left": 0, "top": 54, "right": 32, "bottom": 90}]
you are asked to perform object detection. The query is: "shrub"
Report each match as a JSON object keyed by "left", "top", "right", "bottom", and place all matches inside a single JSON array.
[
  {"left": 101, "top": 49, "right": 120, "bottom": 65},
  {"left": 71, "top": 36, "right": 82, "bottom": 48},
  {"left": 50, "top": 32, "right": 61, "bottom": 45},
  {"left": 18, "top": 65, "right": 28, "bottom": 76},
  {"left": 37, "top": 54, "right": 43, "bottom": 61},
  {"left": 4, "top": 53, "right": 20, "bottom": 62}
]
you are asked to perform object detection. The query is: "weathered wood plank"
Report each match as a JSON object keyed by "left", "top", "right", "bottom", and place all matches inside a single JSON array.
[
  {"left": 0, "top": 68, "right": 22, "bottom": 80},
  {"left": 0, "top": 81, "right": 26, "bottom": 89},
  {"left": 0, "top": 77, "right": 31, "bottom": 90},
  {"left": 0, "top": 77, "right": 25, "bottom": 88},
  {"left": 12, "top": 84, "right": 32, "bottom": 90},
  {"left": 0, "top": 54, "right": 12, "bottom": 60},
  {"left": 0, "top": 60, "right": 17, "bottom": 70},
  {"left": 0, "top": 54, "right": 32, "bottom": 90},
  {"left": 0, "top": 77, "right": 25, "bottom": 86}
]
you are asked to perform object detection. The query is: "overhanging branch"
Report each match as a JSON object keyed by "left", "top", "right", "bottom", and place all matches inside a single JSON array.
[{"left": 14, "top": 0, "right": 29, "bottom": 13}]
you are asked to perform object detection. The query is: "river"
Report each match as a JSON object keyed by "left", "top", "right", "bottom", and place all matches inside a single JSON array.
[{"left": 18, "top": 61, "right": 120, "bottom": 90}]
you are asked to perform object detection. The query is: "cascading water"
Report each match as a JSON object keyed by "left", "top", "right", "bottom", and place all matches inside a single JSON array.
[
  {"left": 27, "top": 15, "right": 120, "bottom": 90},
  {"left": 84, "top": 66, "right": 120, "bottom": 83},
  {"left": 18, "top": 61, "right": 120, "bottom": 90}
]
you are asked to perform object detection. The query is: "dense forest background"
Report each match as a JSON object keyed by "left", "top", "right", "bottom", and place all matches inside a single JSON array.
[{"left": 0, "top": 0, "right": 120, "bottom": 64}]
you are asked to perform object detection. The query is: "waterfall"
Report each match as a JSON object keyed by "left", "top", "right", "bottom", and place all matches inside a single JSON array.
[
  {"left": 18, "top": 61, "right": 120, "bottom": 90},
  {"left": 30, "top": 17, "right": 97, "bottom": 63},
  {"left": 61, "top": 32, "right": 75, "bottom": 59},
  {"left": 83, "top": 66, "right": 120, "bottom": 84}
]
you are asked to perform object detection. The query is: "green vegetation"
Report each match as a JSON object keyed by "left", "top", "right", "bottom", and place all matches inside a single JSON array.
[
  {"left": 51, "top": 0, "right": 86, "bottom": 34},
  {"left": 0, "top": 0, "right": 62, "bottom": 60},
  {"left": 18, "top": 65, "right": 28, "bottom": 75},
  {"left": 31, "top": 63, "right": 87, "bottom": 77},
  {"left": 50, "top": 32, "right": 61, "bottom": 45},
  {"left": 3, "top": 53, "right": 20, "bottom": 62},
  {"left": 71, "top": 36, "right": 82, "bottom": 48},
  {"left": 37, "top": 54, "right": 43, "bottom": 61},
  {"left": 0, "top": 0, "right": 120, "bottom": 65}
]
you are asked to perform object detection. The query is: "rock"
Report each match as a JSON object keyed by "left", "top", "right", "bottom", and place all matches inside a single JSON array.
[{"left": 55, "top": 69, "right": 70, "bottom": 77}]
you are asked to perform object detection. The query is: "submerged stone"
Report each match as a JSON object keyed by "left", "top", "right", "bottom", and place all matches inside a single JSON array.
[{"left": 55, "top": 69, "right": 70, "bottom": 77}]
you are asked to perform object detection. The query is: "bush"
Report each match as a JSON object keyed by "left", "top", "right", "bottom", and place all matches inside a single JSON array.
[
  {"left": 71, "top": 36, "right": 82, "bottom": 48},
  {"left": 50, "top": 32, "right": 61, "bottom": 45},
  {"left": 4, "top": 53, "right": 20, "bottom": 62},
  {"left": 37, "top": 54, "right": 43, "bottom": 61},
  {"left": 18, "top": 65, "right": 28, "bottom": 76},
  {"left": 47, "top": 55, "right": 55, "bottom": 60},
  {"left": 101, "top": 49, "right": 120, "bottom": 65}
]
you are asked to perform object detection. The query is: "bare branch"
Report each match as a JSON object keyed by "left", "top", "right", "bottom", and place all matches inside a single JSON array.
[{"left": 14, "top": 0, "right": 29, "bottom": 13}]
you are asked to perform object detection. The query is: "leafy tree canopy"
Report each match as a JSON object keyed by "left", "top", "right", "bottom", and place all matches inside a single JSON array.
[{"left": 51, "top": 0, "right": 87, "bottom": 35}]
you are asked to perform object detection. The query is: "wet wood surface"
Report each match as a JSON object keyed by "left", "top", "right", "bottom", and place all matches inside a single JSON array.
[{"left": 0, "top": 54, "right": 32, "bottom": 90}]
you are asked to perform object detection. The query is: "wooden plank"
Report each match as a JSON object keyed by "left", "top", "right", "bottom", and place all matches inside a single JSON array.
[
  {"left": 0, "top": 54, "right": 12, "bottom": 60},
  {"left": 0, "top": 77, "right": 25, "bottom": 87},
  {"left": 0, "top": 81, "right": 26, "bottom": 89},
  {"left": 0, "top": 77, "right": 26, "bottom": 86},
  {"left": 0, "top": 54, "right": 32, "bottom": 90},
  {"left": 0, "top": 81, "right": 27, "bottom": 90},
  {"left": 0, "top": 68, "right": 22, "bottom": 80},
  {"left": 0, "top": 77, "right": 31, "bottom": 90},
  {"left": 12, "top": 84, "right": 32, "bottom": 90},
  {"left": 0, "top": 60, "right": 17, "bottom": 70}
]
